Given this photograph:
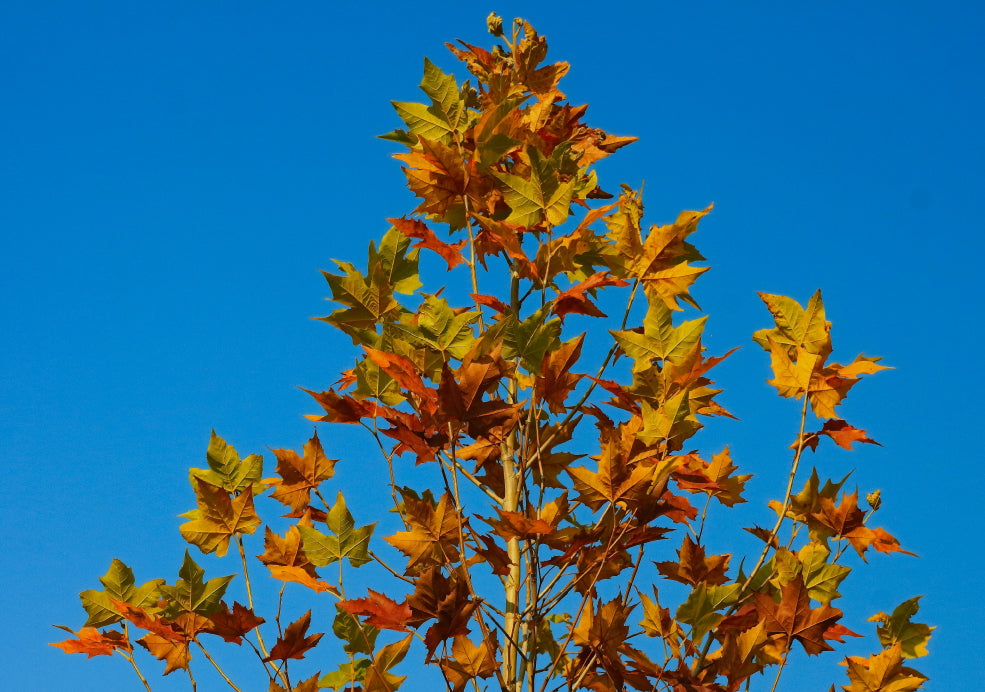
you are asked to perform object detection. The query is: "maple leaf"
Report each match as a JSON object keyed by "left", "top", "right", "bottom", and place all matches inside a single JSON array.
[
  {"left": 535, "top": 333, "right": 585, "bottom": 413},
  {"left": 655, "top": 534, "right": 730, "bottom": 586},
  {"left": 110, "top": 600, "right": 186, "bottom": 642},
  {"left": 868, "top": 597, "right": 934, "bottom": 659},
  {"left": 179, "top": 478, "right": 261, "bottom": 557},
  {"left": 842, "top": 642, "right": 927, "bottom": 692},
  {"left": 753, "top": 290, "right": 831, "bottom": 358},
  {"left": 267, "top": 431, "right": 338, "bottom": 513},
  {"left": 798, "top": 542, "right": 851, "bottom": 605},
  {"left": 753, "top": 576, "right": 843, "bottom": 655},
  {"left": 340, "top": 589, "right": 414, "bottom": 632},
  {"left": 363, "top": 634, "right": 413, "bottom": 692},
  {"left": 189, "top": 430, "right": 265, "bottom": 495},
  {"left": 139, "top": 632, "right": 192, "bottom": 675},
  {"left": 206, "top": 601, "right": 265, "bottom": 644},
  {"left": 160, "top": 550, "right": 235, "bottom": 619},
  {"left": 268, "top": 565, "right": 339, "bottom": 595},
  {"left": 440, "top": 635, "right": 499, "bottom": 692},
  {"left": 818, "top": 419, "right": 881, "bottom": 450},
  {"left": 319, "top": 659, "right": 371, "bottom": 691},
  {"left": 676, "top": 583, "right": 741, "bottom": 642},
  {"left": 493, "top": 145, "right": 577, "bottom": 228},
  {"left": 299, "top": 491, "right": 375, "bottom": 568},
  {"left": 50, "top": 626, "right": 131, "bottom": 658},
  {"left": 385, "top": 491, "right": 464, "bottom": 573},
  {"left": 405, "top": 567, "right": 478, "bottom": 657},
  {"left": 79, "top": 558, "right": 165, "bottom": 628},
  {"left": 257, "top": 522, "right": 318, "bottom": 577},
  {"left": 482, "top": 508, "right": 556, "bottom": 540},
  {"left": 389, "top": 216, "right": 467, "bottom": 270},
  {"left": 264, "top": 610, "right": 324, "bottom": 662},
  {"left": 552, "top": 271, "right": 628, "bottom": 320}
]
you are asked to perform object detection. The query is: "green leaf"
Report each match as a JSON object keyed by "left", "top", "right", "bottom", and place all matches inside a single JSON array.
[
  {"left": 798, "top": 542, "right": 851, "bottom": 605},
  {"left": 503, "top": 305, "right": 561, "bottom": 374},
  {"left": 391, "top": 101, "right": 454, "bottom": 144},
  {"left": 369, "top": 228, "right": 422, "bottom": 295},
  {"left": 676, "top": 583, "right": 740, "bottom": 642},
  {"left": 319, "top": 658, "right": 372, "bottom": 690},
  {"left": 299, "top": 491, "right": 375, "bottom": 568},
  {"left": 415, "top": 294, "right": 478, "bottom": 360},
  {"left": 332, "top": 604, "right": 379, "bottom": 655},
  {"left": 318, "top": 260, "right": 403, "bottom": 341},
  {"left": 419, "top": 58, "right": 464, "bottom": 135},
  {"left": 753, "top": 290, "right": 829, "bottom": 356},
  {"left": 869, "top": 597, "right": 934, "bottom": 659},
  {"left": 160, "top": 550, "right": 234, "bottom": 618},
  {"left": 611, "top": 299, "right": 707, "bottom": 370},
  {"left": 79, "top": 559, "right": 165, "bottom": 628},
  {"left": 492, "top": 146, "right": 576, "bottom": 228},
  {"left": 189, "top": 430, "right": 264, "bottom": 495}
]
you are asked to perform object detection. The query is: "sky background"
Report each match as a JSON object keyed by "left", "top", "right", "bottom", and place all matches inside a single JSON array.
[{"left": 2, "top": 1, "right": 982, "bottom": 690}]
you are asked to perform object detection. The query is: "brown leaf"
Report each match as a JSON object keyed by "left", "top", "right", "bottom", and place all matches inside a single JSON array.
[
  {"left": 753, "top": 576, "right": 843, "bottom": 655},
  {"left": 340, "top": 589, "right": 414, "bottom": 632},
  {"left": 654, "top": 534, "right": 730, "bottom": 586},
  {"left": 264, "top": 610, "right": 324, "bottom": 662},
  {"left": 138, "top": 633, "right": 192, "bottom": 675},
  {"left": 818, "top": 419, "right": 880, "bottom": 450},
  {"left": 206, "top": 602, "right": 265, "bottom": 644},
  {"left": 552, "top": 272, "right": 628, "bottom": 320}
]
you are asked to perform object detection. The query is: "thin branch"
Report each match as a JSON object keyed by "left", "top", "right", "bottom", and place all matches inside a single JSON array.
[{"left": 195, "top": 641, "right": 244, "bottom": 692}]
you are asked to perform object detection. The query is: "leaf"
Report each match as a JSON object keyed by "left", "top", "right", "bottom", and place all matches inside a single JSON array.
[
  {"left": 319, "top": 659, "right": 372, "bottom": 690},
  {"left": 676, "top": 583, "right": 740, "bottom": 642},
  {"left": 752, "top": 290, "right": 831, "bottom": 357},
  {"left": 179, "top": 479, "right": 261, "bottom": 557},
  {"left": 868, "top": 597, "right": 934, "bottom": 659},
  {"left": 552, "top": 272, "right": 628, "bottom": 320},
  {"left": 268, "top": 673, "right": 322, "bottom": 692},
  {"left": 333, "top": 603, "right": 380, "bottom": 655},
  {"left": 842, "top": 642, "right": 928, "bottom": 692},
  {"left": 818, "top": 419, "right": 881, "bottom": 450},
  {"left": 492, "top": 145, "right": 576, "bottom": 228},
  {"left": 361, "top": 633, "right": 413, "bottom": 692},
  {"left": 206, "top": 601, "right": 265, "bottom": 644},
  {"left": 50, "top": 627, "right": 131, "bottom": 658},
  {"left": 160, "top": 550, "right": 235, "bottom": 618},
  {"left": 384, "top": 491, "right": 464, "bottom": 573},
  {"left": 535, "top": 333, "right": 585, "bottom": 414},
  {"left": 79, "top": 558, "right": 165, "bottom": 628},
  {"left": 267, "top": 431, "right": 338, "bottom": 513},
  {"left": 798, "top": 542, "right": 851, "bottom": 605},
  {"left": 264, "top": 610, "right": 324, "bottom": 662},
  {"left": 611, "top": 299, "right": 707, "bottom": 370},
  {"left": 299, "top": 492, "right": 375, "bottom": 569},
  {"left": 441, "top": 635, "right": 499, "bottom": 692},
  {"left": 189, "top": 430, "right": 265, "bottom": 495},
  {"left": 138, "top": 632, "right": 192, "bottom": 675},
  {"left": 389, "top": 216, "right": 467, "bottom": 270},
  {"left": 257, "top": 522, "right": 318, "bottom": 577},
  {"left": 655, "top": 534, "right": 730, "bottom": 586},
  {"left": 503, "top": 305, "right": 562, "bottom": 375},
  {"left": 753, "top": 575, "right": 843, "bottom": 655},
  {"left": 340, "top": 589, "right": 414, "bottom": 632}
]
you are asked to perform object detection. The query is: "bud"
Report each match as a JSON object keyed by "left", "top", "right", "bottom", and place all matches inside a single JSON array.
[
  {"left": 866, "top": 489, "right": 882, "bottom": 512},
  {"left": 486, "top": 12, "right": 504, "bottom": 37}
]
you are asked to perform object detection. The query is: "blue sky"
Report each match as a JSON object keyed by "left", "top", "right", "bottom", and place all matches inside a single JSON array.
[{"left": 2, "top": 2, "right": 982, "bottom": 690}]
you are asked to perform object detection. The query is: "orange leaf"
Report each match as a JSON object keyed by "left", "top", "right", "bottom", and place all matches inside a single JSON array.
[
  {"left": 340, "top": 589, "right": 413, "bottom": 631},
  {"left": 268, "top": 432, "right": 338, "bottom": 513},
  {"left": 50, "top": 627, "right": 131, "bottom": 658},
  {"left": 389, "top": 217, "right": 467, "bottom": 270}
]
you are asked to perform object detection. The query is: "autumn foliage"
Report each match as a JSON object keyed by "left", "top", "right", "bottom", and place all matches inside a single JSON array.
[{"left": 54, "top": 15, "right": 932, "bottom": 692}]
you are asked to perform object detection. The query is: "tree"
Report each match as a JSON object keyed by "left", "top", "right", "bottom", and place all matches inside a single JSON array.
[{"left": 53, "top": 15, "right": 932, "bottom": 692}]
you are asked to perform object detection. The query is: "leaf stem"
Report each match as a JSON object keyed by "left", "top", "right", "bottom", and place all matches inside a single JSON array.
[{"left": 236, "top": 535, "right": 289, "bottom": 688}]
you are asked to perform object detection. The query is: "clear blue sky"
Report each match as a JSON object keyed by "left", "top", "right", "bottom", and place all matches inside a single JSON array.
[{"left": 2, "top": 2, "right": 981, "bottom": 690}]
